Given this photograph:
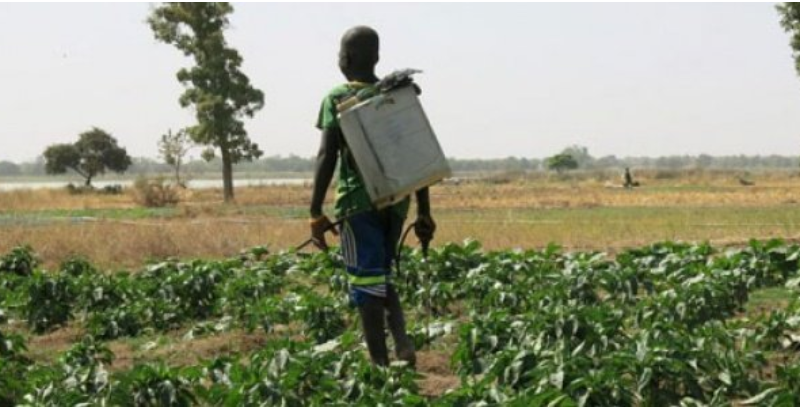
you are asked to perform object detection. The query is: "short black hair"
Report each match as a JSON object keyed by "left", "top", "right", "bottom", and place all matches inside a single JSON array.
[{"left": 340, "top": 26, "right": 379, "bottom": 68}]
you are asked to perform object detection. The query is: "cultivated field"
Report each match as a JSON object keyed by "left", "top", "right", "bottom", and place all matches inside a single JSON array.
[{"left": 2, "top": 169, "right": 800, "bottom": 406}]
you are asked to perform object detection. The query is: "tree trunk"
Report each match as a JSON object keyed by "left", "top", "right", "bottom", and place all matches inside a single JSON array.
[
  {"left": 85, "top": 175, "right": 92, "bottom": 187},
  {"left": 221, "top": 147, "right": 234, "bottom": 202},
  {"left": 175, "top": 161, "right": 182, "bottom": 188}
]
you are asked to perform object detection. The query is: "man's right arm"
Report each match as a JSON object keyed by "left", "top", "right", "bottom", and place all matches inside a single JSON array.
[{"left": 310, "top": 127, "right": 341, "bottom": 218}]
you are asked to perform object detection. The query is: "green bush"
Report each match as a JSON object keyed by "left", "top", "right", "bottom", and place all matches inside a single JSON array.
[
  {"left": 25, "top": 272, "right": 75, "bottom": 333},
  {"left": 0, "top": 245, "right": 38, "bottom": 276}
]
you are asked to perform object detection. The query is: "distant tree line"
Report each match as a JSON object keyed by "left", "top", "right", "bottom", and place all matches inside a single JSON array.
[{"left": 4, "top": 149, "right": 800, "bottom": 178}]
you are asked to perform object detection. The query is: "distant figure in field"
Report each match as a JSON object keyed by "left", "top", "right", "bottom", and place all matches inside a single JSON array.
[
  {"left": 738, "top": 176, "right": 755, "bottom": 186},
  {"left": 623, "top": 167, "right": 639, "bottom": 189}
]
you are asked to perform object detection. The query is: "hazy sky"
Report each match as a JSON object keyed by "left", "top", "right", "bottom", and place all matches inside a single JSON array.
[{"left": 1, "top": 2, "right": 799, "bottom": 162}]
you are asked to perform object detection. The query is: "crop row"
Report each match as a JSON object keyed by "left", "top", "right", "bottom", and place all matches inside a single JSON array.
[{"left": 2, "top": 239, "right": 800, "bottom": 406}]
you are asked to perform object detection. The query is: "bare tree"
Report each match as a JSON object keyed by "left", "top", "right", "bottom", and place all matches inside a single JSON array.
[{"left": 158, "top": 129, "right": 193, "bottom": 187}]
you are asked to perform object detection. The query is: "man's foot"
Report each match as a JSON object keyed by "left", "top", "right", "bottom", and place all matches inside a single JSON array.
[{"left": 396, "top": 342, "right": 416, "bottom": 369}]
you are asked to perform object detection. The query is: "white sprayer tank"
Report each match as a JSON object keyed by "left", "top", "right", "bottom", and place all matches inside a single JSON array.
[{"left": 339, "top": 85, "right": 451, "bottom": 209}]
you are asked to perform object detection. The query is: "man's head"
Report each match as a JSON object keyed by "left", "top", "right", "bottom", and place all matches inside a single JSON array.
[{"left": 339, "top": 26, "right": 380, "bottom": 79}]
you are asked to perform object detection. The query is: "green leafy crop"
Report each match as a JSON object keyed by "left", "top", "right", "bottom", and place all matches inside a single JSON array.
[{"left": 3, "top": 239, "right": 800, "bottom": 406}]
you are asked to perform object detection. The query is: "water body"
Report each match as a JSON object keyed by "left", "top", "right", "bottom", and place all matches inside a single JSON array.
[{"left": 0, "top": 178, "right": 311, "bottom": 192}]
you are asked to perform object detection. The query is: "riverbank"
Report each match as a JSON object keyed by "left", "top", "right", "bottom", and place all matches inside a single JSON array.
[{"left": 0, "top": 173, "right": 312, "bottom": 192}]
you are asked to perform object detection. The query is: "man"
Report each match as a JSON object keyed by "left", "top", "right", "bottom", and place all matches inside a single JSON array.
[
  {"left": 623, "top": 167, "right": 638, "bottom": 189},
  {"left": 623, "top": 167, "right": 633, "bottom": 189},
  {"left": 309, "top": 26, "right": 436, "bottom": 367}
]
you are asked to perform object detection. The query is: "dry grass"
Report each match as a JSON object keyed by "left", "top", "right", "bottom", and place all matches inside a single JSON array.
[
  {"left": 3, "top": 170, "right": 800, "bottom": 269},
  {"left": 4, "top": 171, "right": 800, "bottom": 213},
  {"left": 5, "top": 205, "right": 800, "bottom": 270},
  {"left": 0, "top": 219, "right": 306, "bottom": 270},
  {"left": 433, "top": 182, "right": 800, "bottom": 209},
  {"left": 0, "top": 188, "right": 133, "bottom": 212}
]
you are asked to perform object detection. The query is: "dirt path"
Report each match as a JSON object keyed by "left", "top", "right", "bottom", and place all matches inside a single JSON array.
[{"left": 416, "top": 349, "right": 461, "bottom": 397}]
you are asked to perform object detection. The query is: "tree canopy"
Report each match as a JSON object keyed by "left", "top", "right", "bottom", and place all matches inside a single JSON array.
[
  {"left": 43, "top": 128, "right": 132, "bottom": 186},
  {"left": 148, "top": 2, "right": 264, "bottom": 202},
  {"left": 546, "top": 153, "right": 579, "bottom": 174},
  {"left": 778, "top": 3, "right": 800, "bottom": 78}
]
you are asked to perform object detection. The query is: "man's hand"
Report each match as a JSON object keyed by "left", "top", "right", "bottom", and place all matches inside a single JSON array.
[
  {"left": 414, "top": 214, "right": 436, "bottom": 248},
  {"left": 310, "top": 215, "right": 338, "bottom": 250},
  {"left": 414, "top": 187, "right": 434, "bottom": 256}
]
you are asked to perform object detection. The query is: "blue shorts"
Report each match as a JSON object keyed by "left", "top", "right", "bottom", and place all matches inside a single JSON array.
[{"left": 340, "top": 209, "right": 405, "bottom": 306}]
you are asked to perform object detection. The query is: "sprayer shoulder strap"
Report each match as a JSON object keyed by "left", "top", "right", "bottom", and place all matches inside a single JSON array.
[{"left": 333, "top": 83, "right": 368, "bottom": 168}]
